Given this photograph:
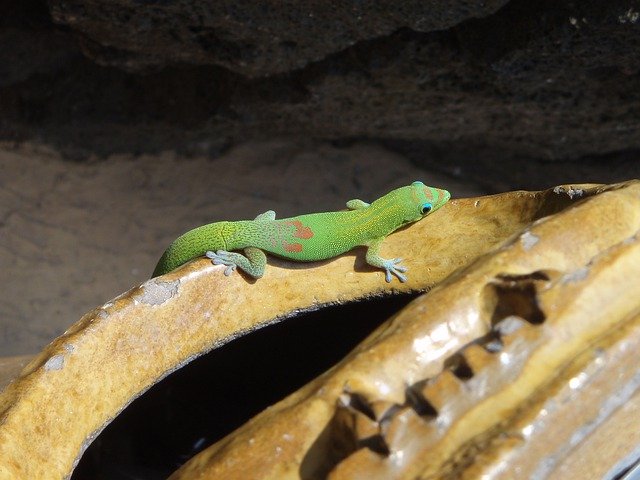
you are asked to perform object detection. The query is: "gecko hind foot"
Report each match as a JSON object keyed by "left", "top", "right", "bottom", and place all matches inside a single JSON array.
[
  {"left": 206, "top": 250, "right": 237, "bottom": 276},
  {"left": 382, "top": 258, "right": 408, "bottom": 283}
]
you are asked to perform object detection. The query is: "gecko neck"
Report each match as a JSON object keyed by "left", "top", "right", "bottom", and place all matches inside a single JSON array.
[{"left": 335, "top": 196, "right": 408, "bottom": 243}]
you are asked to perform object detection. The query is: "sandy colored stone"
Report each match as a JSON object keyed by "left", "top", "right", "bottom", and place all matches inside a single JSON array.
[
  {"left": 0, "top": 181, "right": 638, "bottom": 479},
  {"left": 168, "top": 181, "right": 640, "bottom": 480},
  {"left": 461, "top": 310, "right": 640, "bottom": 480}
]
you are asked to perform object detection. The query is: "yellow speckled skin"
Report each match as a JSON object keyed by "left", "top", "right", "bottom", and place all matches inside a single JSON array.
[{"left": 153, "top": 182, "right": 450, "bottom": 281}]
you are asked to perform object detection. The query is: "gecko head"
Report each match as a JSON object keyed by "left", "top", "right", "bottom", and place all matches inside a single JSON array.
[{"left": 404, "top": 181, "right": 450, "bottom": 222}]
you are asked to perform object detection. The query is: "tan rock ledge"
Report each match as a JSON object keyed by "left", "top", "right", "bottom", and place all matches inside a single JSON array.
[
  {"left": 1, "top": 181, "right": 639, "bottom": 479},
  {"left": 170, "top": 181, "right": 640, "bottom": 480}
]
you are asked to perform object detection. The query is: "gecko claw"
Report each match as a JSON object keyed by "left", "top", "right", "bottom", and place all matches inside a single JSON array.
[
  {"left": 206, "top": 250, "right": 237, "bottom": 276},
  {"left": 382, "top": 258, "right": 408, "bottom": 283}
]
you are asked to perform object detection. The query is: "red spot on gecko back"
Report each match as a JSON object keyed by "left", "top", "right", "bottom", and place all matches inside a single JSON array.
[
  {"left": 283, "top": 242, "right": 303, "bottom": 252},
  {"left": 284, "top": 220, "right": 314, "bottom": 239}
]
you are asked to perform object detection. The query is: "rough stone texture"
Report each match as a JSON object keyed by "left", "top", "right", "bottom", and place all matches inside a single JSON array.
[
  {"left": 48, "top": 0, "right": 510, "bottom": 76},
  {"left": 170, "top": 181, "right": 640, "bottom": 479},
  {"left": 0, "top": 0, "right": 639, "bottom": 187},
  {"left": 0, "top": 181, "right": 639, "bottom": 479}
]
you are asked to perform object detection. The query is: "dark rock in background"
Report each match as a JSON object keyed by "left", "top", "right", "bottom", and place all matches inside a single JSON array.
[
  {"left": 1, "top": 0, "right": 639, "bottom": 187},
  {"left": 47, "top": 0, "right": 510, "bottom": 76}
]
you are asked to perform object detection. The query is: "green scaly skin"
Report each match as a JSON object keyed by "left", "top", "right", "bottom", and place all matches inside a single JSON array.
[{"left": 152, "top": 181, "right": 450, "bottom": 282}]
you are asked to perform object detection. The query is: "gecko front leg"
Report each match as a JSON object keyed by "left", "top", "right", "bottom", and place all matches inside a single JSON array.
[
  {"left": 206, "top": 247, "right": 267, "bottom": 279},
  {"left": 364, "top": 237, "right": 408, "bottom": 283}
]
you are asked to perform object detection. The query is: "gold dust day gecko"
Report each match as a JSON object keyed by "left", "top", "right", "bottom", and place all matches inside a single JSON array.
[{"left": 152, "top": 181, "right": 450, "bottom": 282}]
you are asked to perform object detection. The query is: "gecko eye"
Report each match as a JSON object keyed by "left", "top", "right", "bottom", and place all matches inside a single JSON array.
[{"left": 420, "top": 203, "right": 433, "bottom": 214}]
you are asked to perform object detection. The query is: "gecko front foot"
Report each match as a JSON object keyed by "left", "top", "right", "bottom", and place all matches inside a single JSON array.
[
  {"left": 206, "top": 250, "right": 237, "bottom": 276},
  {"left": 382, "top": 258, "right": 408, "bottom": 283}
]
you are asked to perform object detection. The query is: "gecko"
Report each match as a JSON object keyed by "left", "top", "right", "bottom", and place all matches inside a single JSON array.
[{"left": 152, "top": 181, "right": 450, "bottom": 282}]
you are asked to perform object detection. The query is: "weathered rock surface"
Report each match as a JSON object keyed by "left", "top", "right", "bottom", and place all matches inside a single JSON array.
[
  {"left": 1, "top": 1, "right": 639, "bottom": 177},
  {"left": 48, "top": 0, "right": 510, "bottom": 76},
  {"left": 170, "top": 181, "right": 640, "bottom": 479},
  {"left": 0, "top": 181, "right": 639, "bottom": 479}
]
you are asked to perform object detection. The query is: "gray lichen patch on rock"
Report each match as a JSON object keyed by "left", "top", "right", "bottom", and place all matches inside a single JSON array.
[
  {"left": 44, "top": 354, "right": 65, "bottom": 371},
  {"left": 561, "top": 266, "right": 590, "bottom": 284},
  {"left": 138, "top": 280, "right": 180, "bottom": 305},
  {"left": 554, "top": 185, "right": 586, "bottom": 199},
  {"left": 520, "top": 231, "right": 540, "bottom": 251}
]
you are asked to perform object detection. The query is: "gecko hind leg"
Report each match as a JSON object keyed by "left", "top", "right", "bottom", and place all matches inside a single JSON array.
[{"left": 205, "top": 247, "right": 267, "bottom": 278}]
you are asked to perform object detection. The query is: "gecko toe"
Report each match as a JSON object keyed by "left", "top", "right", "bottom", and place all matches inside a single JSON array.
[
  {"left": 206, "top": 250, "right": 238, "bottom": 275},
  {"left": 381, "top": 258, "right": 408, "bottom": 282}
]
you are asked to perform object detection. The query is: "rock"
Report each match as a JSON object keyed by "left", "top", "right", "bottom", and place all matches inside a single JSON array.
[
  {"left": 170, "top": 181, "right": 640, "bottom": 479},
  {"left": 0, "top": 181, "right": 639, "bottom": 479},
  {"left": 170, "top": 180, "right": 640, "bottom": 479},
  {"left": 47, "top": 0, "right": 510, "bottom": 76},
  {"left": 1, "top": 2, "right": 640, "bottom": 167}
]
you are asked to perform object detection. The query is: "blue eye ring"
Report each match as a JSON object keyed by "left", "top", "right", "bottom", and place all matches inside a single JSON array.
[{"left": 421, "top": 202, "right": 433, "bottom": 214}]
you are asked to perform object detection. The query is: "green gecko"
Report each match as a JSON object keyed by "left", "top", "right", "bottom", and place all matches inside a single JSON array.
[{"left": 152, "top": 181, "right": 450, "bottom": 282}]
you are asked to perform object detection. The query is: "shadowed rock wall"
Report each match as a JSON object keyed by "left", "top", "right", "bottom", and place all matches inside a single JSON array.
[{"left": 0, "top": 0, "right": 638, "bottom": 182}]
